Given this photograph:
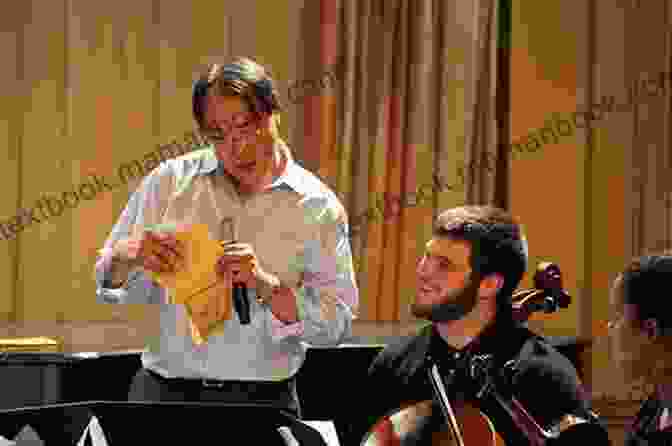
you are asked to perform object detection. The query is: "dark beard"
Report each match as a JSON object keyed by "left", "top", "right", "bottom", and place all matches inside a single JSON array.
[{"left": 410, "top": 274, "right": 482, "bottom": 323}]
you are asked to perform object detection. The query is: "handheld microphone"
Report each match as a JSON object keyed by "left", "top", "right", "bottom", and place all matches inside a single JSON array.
[
  {"left": 220, "top": 217, "right": 251, "bottom": 325},
  {"left": 233, "top": 282, "right": 251, "bottom": 324}
]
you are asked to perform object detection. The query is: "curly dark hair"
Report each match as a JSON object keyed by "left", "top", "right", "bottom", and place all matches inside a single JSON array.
[{"left": 433, "top": 206, "right": 528, "bottom": 310}]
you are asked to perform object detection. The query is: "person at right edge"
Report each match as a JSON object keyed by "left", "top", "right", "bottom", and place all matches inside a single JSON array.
[
  {"left": 607, "top": 253, "right": 672, "bottom": 445},
  {"left": 350, "top": 205, "right": 611, "bottom": 445}
]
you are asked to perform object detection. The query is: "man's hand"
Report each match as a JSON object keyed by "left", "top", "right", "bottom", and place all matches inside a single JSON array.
[
  {"left": 216, "top": 242, "right": 297, "bottom": 323},
  {"left": 215, "top": 242, "right": 259, "bottom": 288},
  {"left": 107, "top": 231, "right": 184, "bottom": 287},
  {"left": 269, "top": 284, "right": 299, "bottom": 323},
  {"left": 113, "top": 231, "right": 184, "bottom": 273}
]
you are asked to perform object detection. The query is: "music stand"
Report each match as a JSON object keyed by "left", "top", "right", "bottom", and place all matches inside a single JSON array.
[
  {"left": 0, "top": 401, "right": 328, "bottom": 445},
  {"left": 0, "top": 401, "right": 93, "bottom": 445}
]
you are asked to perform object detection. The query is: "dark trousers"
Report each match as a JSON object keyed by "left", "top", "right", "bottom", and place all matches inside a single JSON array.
[{"left": 128, "top": 368, "right": 302, "bottom": 419}]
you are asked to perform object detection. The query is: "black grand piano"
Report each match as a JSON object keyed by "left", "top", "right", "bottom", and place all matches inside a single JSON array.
[{"left": 0, "top": 334, "right": 589, "bottom": 445}]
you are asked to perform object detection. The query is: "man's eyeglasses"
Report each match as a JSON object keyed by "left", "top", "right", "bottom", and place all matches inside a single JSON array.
[{"left": 200, "top": 113, "right": 258, "bottom": 144}]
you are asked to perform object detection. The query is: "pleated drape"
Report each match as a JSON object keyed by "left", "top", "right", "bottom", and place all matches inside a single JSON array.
[{"left": 304, "top": 0, "right": 506, "bottom": 321}]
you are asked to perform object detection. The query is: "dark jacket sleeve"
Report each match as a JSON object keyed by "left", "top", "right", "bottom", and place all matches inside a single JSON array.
[
  {"left": 511, "top": 340, "right": 611, "bottom": 445},
  {"left": 624, "top": 396, "right": 672, "bottom": 446}
]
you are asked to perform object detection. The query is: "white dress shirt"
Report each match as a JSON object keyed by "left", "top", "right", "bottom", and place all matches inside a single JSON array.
[{"left": 94, "top": 141, "right": 359, "bottom": 381}]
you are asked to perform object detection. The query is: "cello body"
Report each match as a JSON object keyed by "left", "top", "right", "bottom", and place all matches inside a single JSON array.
[{"left": 361, "top": 399, "right": 505, "bottom": 445}]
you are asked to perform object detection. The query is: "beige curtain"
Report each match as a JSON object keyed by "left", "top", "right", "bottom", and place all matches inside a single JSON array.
[
  {"left": 616, "top": 0, "right": 672, "bottom": 397},
  {"left": 624, "top": 3, "right": 672, "bottom": 260},
  {"left": 302, "top": 0, "right": 505, "bottom": 321},
  {"left": 585, "top": 0, "right": 672, "bottom": 424},
  {"left": 464, "top": 0, "right": 503, "bottom": 206}
]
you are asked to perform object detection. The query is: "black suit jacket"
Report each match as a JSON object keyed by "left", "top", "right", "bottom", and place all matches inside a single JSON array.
[
  {"left": 625, "top": 393, "right": 672, "bottom": 446},
  {"left": 350, "top": 318, "right": 611, "bottom": 445}
]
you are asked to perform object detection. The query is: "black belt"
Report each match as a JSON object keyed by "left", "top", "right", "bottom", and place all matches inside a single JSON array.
[{"left": 146, "top": 369, "right": 295, "bottom": 399}]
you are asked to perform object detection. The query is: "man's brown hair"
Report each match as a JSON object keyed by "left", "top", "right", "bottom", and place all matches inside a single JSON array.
[
  {"left": 433, "top": 205, "right": 528, "bottom": 309},
  {"left": 192, "top": 57, "right": 282, "bottom": 129}
]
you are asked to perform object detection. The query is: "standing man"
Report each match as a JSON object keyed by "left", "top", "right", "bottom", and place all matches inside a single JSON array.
[
  {"left": 350, "top": 206, "right": 610, "bottom": 445},
  {"left": 94, "top": 57, "right": 358, "bottom": 418}
]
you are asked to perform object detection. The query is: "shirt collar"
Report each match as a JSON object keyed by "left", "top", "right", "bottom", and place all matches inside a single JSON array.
[
  {"left": 196, "top": 139, "right": 309, "bottom": 195},
  {"left": 429, "top": 316, "right": 520, "bottom": 359}
]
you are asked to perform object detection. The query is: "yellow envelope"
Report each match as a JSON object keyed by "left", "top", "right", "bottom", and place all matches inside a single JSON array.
[{"left": 145, "top": 224, "right": 232, "bottom": 343}]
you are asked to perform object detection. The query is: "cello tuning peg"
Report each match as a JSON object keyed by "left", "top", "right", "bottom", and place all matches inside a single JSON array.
[{"left": 543, "top": 297, "right": 557, "bottom": 313}]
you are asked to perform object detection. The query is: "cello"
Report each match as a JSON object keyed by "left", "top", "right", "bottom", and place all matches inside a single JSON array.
[{"left": 359, "top": 262, "right": 594, "bottom": 446}]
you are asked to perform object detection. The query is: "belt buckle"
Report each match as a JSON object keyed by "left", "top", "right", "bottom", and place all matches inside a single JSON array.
[{"left": 202, "top": 378, "right": 225, "bottom": 388}]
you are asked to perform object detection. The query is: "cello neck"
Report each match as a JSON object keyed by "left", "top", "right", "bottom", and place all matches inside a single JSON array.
[
  {"left": 469, "top": 355, "right": 559, "bottom": 445},
  {"left": 426, "top": 356, "right": 466, "bottom": 446}
]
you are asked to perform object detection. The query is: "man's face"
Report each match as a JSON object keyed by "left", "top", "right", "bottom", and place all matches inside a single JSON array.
[
  {"left": 411, "top": 236, "right": 482, "bottom": 322},
  {"left": 607, "top": 282, "right": 651, "bottom": 382},
  {"left": 203, "top": 94, "right": 275, "bottom": 192}
]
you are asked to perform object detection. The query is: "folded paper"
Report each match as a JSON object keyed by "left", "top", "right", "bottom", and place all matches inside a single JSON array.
[
  {"left": 301, "top": 421, "right": 341, "bottom": 446},
  {"left": 145, "top": 223, "right": 232, "bottom": 344},
  {"left": 76, "top": 416, "right": 108, "bottom": 446}
]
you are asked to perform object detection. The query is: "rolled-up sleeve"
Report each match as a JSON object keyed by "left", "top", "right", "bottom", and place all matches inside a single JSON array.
[
  {"left": 270, "top": 202, "right": 359, "bottom": 346},
  {"left": 94, "top": 164, "right": 172, "bottom": 305}
]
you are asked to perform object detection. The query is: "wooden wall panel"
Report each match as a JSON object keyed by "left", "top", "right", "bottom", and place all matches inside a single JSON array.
[
  {"left": 587, "top": 0, "right": 631, "bottom": 398},
  {"left": 63, "top": 0, "right": 159, "bottom": 322},
  {"left": 0, "top": 4, "right": 24, "bottom": 322},
  {"left": 510, "top": 0, "right": 583, "bottom": 337},
  {"left": 631, "top": 1, "right": 672, "bottom": 261},
  {"left": 156, "top": 2, "right": 192, "bottom": 143},
  {"left": 17, "top": 0, "right": 71, "bottom": 321}
]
